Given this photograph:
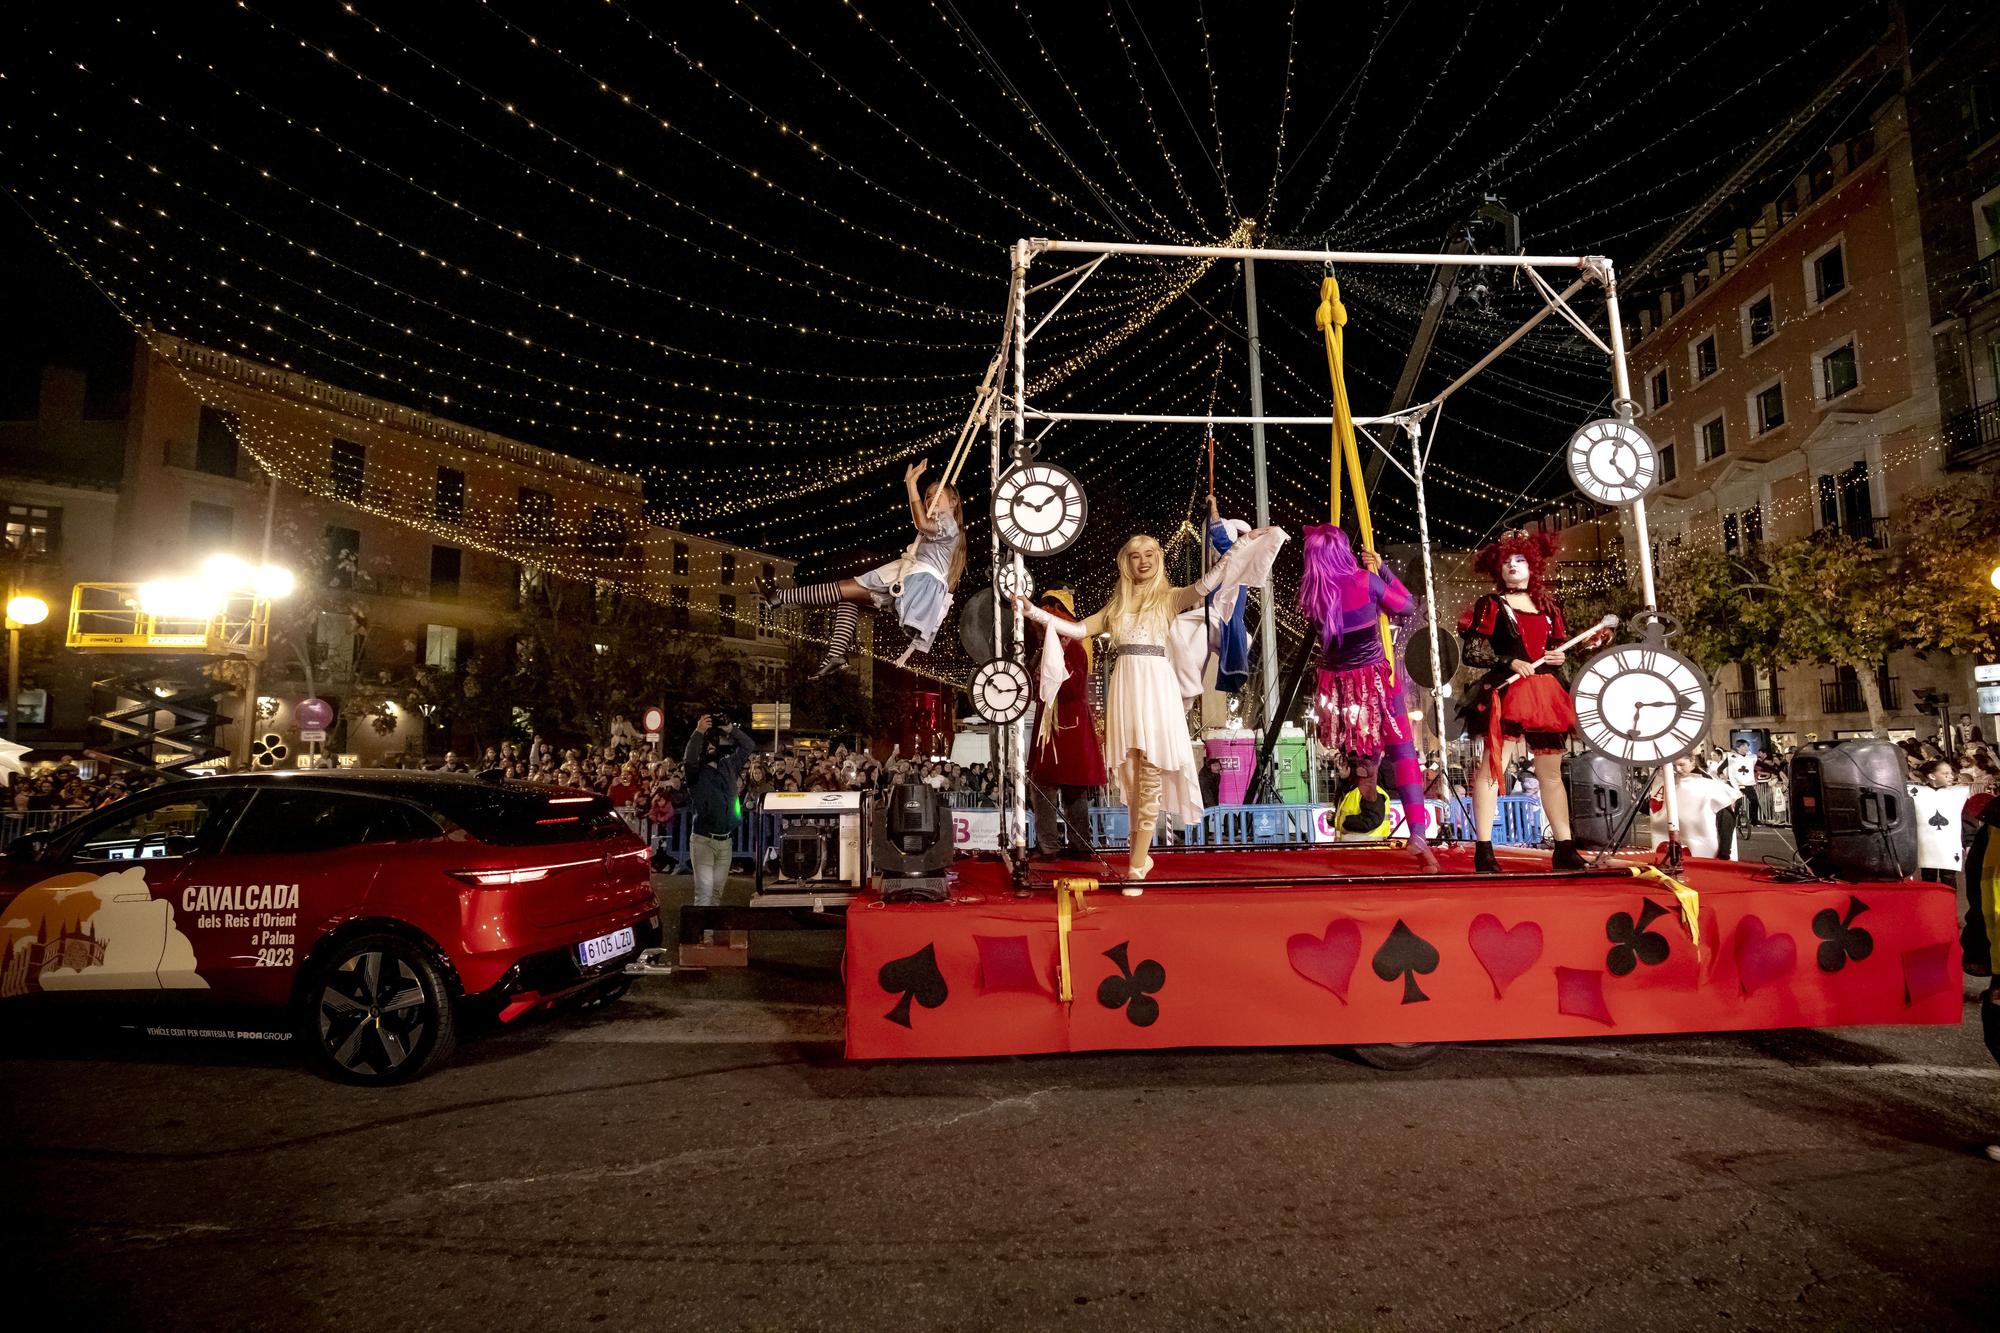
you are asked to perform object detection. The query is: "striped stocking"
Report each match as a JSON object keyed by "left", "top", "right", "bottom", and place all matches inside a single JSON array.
[
  {"left": 771, "top": 580, "right": 842, "bottom": 607},
  {"left": 811, "top": 604, "right": 862, "bottom": 678}
]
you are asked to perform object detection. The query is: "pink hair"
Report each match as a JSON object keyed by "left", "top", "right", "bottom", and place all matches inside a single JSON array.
[{"left": 1297, "top": 523, "right": 1360, "bottom": 645}]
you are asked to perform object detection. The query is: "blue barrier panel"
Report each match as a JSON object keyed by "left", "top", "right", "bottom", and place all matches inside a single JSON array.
[
  {"left": 1442, "top": 795, "right": 1543, "bottom": 846},
  {"left": 651, "top": 809, "right": 781, "bottom": 872}
]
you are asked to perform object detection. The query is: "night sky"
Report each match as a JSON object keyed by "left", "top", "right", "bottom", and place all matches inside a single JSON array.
[{"left": 2, "top": 0, "right": 1885, "bottom": 606}]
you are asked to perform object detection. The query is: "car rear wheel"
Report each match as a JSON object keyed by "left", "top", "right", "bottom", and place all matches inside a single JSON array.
[{"left": 302, "top": 934, "right": 457, "bottom": 1085}]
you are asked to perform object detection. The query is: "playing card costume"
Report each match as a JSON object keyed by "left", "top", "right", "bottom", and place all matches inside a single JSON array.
[
  {"left": 1027, "top": 522, "right": 1287, "bottom": 888},
  {"left": 1457, "top": 528, "right": 1591, "bottom": 872},
  {"left": 1029, "top": 588, "right": 1107, "bottom": 858},
  {"left": 1297, "top": 523, "right": 1434, "bottom": 870}
]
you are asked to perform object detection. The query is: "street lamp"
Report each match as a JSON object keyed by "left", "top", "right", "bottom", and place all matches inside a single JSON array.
[{"left": 4, "top": 592, "right": 50, "bottom": 744}]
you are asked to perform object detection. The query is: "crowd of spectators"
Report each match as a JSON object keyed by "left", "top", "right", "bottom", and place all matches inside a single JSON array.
[{"left": 6, "top": 762, "right": 158, "bottom": 814}]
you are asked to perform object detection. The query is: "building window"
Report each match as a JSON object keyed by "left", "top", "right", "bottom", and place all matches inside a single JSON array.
[
  {"left": 719, "top": 593, "right": 739, "bottom": 636},
  {"left": 1973, "top": 73, "right": 1999, "bottom": 143},
  {"left": 188, "top": 500, "right": 234, "bottom": 551},
  {"left": 195, "top": 406, "right": 239, "bottom": 477},
  {"left": 1691, "top": 333, "right": 1719, "bottom": 382},
  {"left": 330, "top": 438, "right": 366, "bottom": 502},
  {"left": 434, "top": 467, "right": 465, "bottom": 523},
  {"left": 761, "top": 562, "right": 776, "bottom": 587},
  {"left": 1655, "top": 442, "right": 1678, "bottom": 485},
  {"left": 1807, "top": 239, "right": 1846, "bottom": 305},
  {"left": 1741, "top": 289, "right": 1776, "bottom": 351},
  {"left": 424, "top": 624, "right": 461, "bottom": 672},
  {"left": 430, "top": 546, "right": 461, "bottom": 602},
  {"left": 1647, "top": 367, "right": 1669, "bottom": 411},
  {"left": 587, "top": 505, "right": 625, "bottom": 558},
  {"left": 4, "top": 504, "right": 59, "bottom": 558},
  {"left": 324, "top": 526, "right": 360, "bottom": 589},
  {"left": 516, "top": 487, "right": 554, "bottom": 537},
  {"left": 1973, "top": 183, "right": 2000, "bottom": 261},
  {"left": 1697, "top": 414, "right": 1727, "bottom": 463},
  {"left": 672, "top": 541, "right": 689, "bottom": 576},
  {"left": 1723, "top": 506, "right": 1763, "bottom": 555},
  {"left": 1816, "top": 339, "right": 1859, "bottom": 401},
  {"left": 517, "top": 564, "right": 546, "bottom": 612},
  {"left": 720, "top": 552, "right": 735, "bottom": 584},
  {"left": 1817, "top": 462, "right": 1875, "bottom": 542},
  {"left": 1750, "top": 379, "right": 1785, "bottom": 436},
  {"left": 669, "top": 585, "right": 690, "bottom": 630}
]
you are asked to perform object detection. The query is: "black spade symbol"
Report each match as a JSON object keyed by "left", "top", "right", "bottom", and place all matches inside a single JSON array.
[
  {"left": 1096, "top": 941, "right": 1166, "bottom": 1027},
  {"left": 878, "top": 944, "right": 949, "bottom": 1028},
  {"left": 1812, "top": 895, "right": 1875, "bottom": 974},
  {"left": 1928, "top": 811, "right": 1950, "bottom": 830},
  {"left": 1371, "top": 920, "right": 1440, "bottom": 1004},
  {"left": 1605, "top": 899, "right": 1673, "bottom": 977}
]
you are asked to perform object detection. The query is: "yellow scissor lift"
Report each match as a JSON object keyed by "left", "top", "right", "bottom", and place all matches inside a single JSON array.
[{"left": 65, "top": 583, "right": 276, "bottom": 776}]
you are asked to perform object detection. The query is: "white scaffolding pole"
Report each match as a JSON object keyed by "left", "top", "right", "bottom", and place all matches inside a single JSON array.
[
  {"left": 1407, "top": 417, "right": 1454, "bottom": 817},
  {"left": 1008, "top": 243, "right": 1032, "bottom": 861},
  {"left": 1243, "top": 258, "right": 1278, "bottom": 732},
  {"left": 1032, "top": 238, "right": 1590, "bottom": 269}
]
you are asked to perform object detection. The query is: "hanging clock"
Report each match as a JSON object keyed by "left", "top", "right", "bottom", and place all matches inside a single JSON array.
[
  {"left": 1571, "top": 641, "right": 1712, "bottom": 765},
  {"left": 971, "top": 659, "right": 1033, "bottom": 725},
  {"left": 993, "top": 462, "right": 1087, "bottom": 556},
  {"left": 1565, "top": 417, "right": 1658, "bottom": 506},
  {"left": 994, "top": 561, "right": 1034, "bottom": 602}
]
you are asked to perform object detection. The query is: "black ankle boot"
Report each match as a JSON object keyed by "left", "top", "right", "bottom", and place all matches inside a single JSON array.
[
  {"left": 1474, "top": 841, "right": 1499, "bottom": 874},
  {"left": 1551, "top": 839, "right": 1587, "bottom": 870}
]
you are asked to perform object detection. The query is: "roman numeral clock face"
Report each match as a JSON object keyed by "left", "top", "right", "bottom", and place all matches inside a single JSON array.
[
  {"left": 1572, "top": 644, "right": 1711, "bottom": 766},
  {"left": 1565, "top": 418, "right": 1659, "bottom": 506},
  {"left": 994, "top": 463, "right": 1087, "bottom": 556}
]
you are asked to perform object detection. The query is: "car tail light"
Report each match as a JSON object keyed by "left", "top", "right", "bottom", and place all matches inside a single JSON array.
[{"left": 449, "top": 854, "right": 604, "bottom": 887}]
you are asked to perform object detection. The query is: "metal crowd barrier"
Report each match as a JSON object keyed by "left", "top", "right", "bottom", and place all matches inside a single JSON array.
[
  {"left": 644, "top": 794, "right": 1547, "bottom": 870},
  {"left": 0, "top": 808, "right": 89, "bottom": 846}
]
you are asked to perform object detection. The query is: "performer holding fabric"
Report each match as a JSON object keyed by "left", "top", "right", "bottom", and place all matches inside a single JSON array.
[
  {"left": 1022, "top": 522, "right": 1288, "bottom": 891},
  {"left": 1029, "top": 587, "right": 1107, "bottom": 859},
  {"left": 763, "top": 460, "right": 965, "bottom": 678},
  {"left": 1457, "top": 528, "right": 1608, "bottom": 872},
  {"left": 1297, "top": 523, "right": 1437, "bottom": 871}
]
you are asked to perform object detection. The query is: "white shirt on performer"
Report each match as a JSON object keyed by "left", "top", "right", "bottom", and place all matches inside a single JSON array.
[{"left": 1652, "top": 772, "right": 1740, "bottom": 860}]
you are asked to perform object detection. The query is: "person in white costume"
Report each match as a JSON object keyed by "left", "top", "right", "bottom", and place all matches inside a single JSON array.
[
  {"left": 1649, "top": 755, "right": 1740, "bottom": 861},
  {"left": 1020, "top": 520, "right": 1287, "bottom": 893}
]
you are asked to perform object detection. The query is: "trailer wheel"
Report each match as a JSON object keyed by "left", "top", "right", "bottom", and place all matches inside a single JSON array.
[{"left": 1349, "top": 1042, "right": 1446, "bottom": 1071}]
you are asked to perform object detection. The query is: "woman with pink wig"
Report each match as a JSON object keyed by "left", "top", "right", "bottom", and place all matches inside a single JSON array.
[{"left": 1296, "top": 524, "right": 1437, "bottom": 872}]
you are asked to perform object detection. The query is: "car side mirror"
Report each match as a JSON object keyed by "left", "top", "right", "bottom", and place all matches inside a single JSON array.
[{"left": 8, "top": 832, "right": 51, "bottom": 863}]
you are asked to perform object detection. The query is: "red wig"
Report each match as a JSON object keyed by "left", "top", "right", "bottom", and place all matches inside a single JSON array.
[{"left": 1471, "top": 528, "right": 1559, "bottom": 595}]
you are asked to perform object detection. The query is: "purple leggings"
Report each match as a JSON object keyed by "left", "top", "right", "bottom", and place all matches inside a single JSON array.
[{"left": 1350, "top": 676, "right": 1429, "bottom": 846}]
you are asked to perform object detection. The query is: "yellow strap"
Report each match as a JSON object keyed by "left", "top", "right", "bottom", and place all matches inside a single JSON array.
[
  {"left": 1053, "top": 874, "right": 1098, "bottom": 1002},
  {"left": 1631, "top": 865, "right": 1701, "bottom": 952},
  {"left": 1315, "top": 276, "right": 1395, "bottom": 677}
]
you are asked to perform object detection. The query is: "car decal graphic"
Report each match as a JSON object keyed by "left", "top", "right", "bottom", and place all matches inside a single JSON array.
[{"left": 1, "top": 868, "right": 209, "bottom": 996}]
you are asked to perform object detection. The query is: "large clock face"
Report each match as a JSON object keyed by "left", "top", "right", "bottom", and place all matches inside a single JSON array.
[
  {"left": 972, "top": 659, "right": 1032, "bottom": 725},
  {"left": 1572, "top": 643, "right": 1710, "bottom": 765},
  {"left": 1565, "top": 418, "right": 1658, "bottom": 506},
  {"left": 994, "top": 463, "right": 1086, "bottom": 556}
]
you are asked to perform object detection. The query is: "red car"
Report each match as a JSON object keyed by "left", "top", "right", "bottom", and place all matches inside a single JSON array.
[{"left": 0, "top": 770, "right": 661, "bottom": 1083}]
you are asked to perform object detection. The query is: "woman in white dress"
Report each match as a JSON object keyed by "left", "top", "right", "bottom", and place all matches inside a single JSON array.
[{"left": 1020, "top": 522, "right": 1287, "bottom": 892}]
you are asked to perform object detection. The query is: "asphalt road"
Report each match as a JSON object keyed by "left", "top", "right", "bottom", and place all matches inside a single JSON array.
[{"left": 3, "top": 868, "right": 1996, "bottom": 1333}]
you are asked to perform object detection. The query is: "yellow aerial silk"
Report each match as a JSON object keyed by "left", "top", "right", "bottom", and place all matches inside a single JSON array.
[{"left": 1315, "top": 275, "right": 1396, "bottom": 678}]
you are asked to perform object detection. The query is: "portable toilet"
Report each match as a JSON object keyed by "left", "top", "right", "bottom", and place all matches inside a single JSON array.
[
  {"left": 1204, "top": 730, "right": 1256, "bottom": 805},
  {"left": 1274, "top": 723, "right": 1311, "bottom": 804}
]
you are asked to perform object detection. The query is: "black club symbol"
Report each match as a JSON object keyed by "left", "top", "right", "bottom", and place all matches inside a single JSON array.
[
  {"left": 1812, "top": 895, "right": 1874, "bottom": 973},
  {"left": 1097, "top": 941, "right": 1165, "bottom": 1027},
  {"left": 1605, "top": 899, "right": 1673, "bottom": 977}
]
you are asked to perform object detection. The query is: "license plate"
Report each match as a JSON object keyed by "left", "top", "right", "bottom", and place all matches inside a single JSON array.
[{"left": 576, "top": 927, "right": 636, "bottom": 968}]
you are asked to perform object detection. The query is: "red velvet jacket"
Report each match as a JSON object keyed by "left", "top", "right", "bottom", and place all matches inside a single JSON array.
[{"left": 1030, "top": 610, "right": 1107, "bottom": 788}]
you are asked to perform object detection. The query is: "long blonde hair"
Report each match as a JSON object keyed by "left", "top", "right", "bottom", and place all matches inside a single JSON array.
[
  {"left": 1100, "top": 534, "right": 1174, "bottom": 630},
  {"left": 927, "top": 482, "right": 967, "bottom": 590}
]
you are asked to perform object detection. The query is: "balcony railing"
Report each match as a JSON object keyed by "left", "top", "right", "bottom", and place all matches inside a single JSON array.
[
  {"left": 1945, "top": 398, "right": 2000, "bottom": 467},
  {"left": 1819, "top": 677, "right": 1900, "bottom": 714},
  {"left": 1726, "top": 688, "right": 1783, "bottom": 719},
  {"left": 1951, "top": 252, "right": 2000, "bottom": 303}
]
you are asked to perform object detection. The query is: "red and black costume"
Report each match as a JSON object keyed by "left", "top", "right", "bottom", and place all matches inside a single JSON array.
[
  {"left": 1030, "top": 590, "right": 1107, "bottom": 858},
  {"left": 1457, "top": 531, "right": 1576, "bottom": 784}
]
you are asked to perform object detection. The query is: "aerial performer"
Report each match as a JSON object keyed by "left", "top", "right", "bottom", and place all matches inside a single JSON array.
[
  {"left": 1020, "top": 515, "right": 1288, "bottom": 892},
  {"left": 1297, "top": 523, "right": 1438, "bottom": 872},
  {"left": 763, "top": 460, "right": 964, "bottom": 679},
  {"left": 1028, "top": 586, "right": 1107, "bottom": 860},
  {"left": 1456, "top": 528, "right": 1611, "bottom": 873}
]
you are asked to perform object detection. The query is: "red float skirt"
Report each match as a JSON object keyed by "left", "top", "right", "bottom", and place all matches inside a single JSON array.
[{"left": 1482, "top": 673, "right": 1575, "bottom": 783}]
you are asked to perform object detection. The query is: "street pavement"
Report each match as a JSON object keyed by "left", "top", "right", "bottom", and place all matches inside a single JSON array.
[{"left": 2, "top": 865, "right": 1995, "bottom": 1332}]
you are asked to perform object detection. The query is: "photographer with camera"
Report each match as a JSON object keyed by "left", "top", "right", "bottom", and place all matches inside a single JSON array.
[{"left": 683, "top": 713, "right": 755, "bottom": 909}]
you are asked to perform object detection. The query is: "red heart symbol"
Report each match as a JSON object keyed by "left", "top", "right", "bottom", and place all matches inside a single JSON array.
[
  {"left": 1468, "top": 913, "right": 1543, "bottom": 998},
  {"left": 1288, "top": 918, "right": 1361, "bottom": 1002},
  {"left": 1734, "top": 915, "right": 1797, "bottom": 995}
]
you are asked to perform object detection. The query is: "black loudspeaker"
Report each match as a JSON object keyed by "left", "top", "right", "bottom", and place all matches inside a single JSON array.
[
  {"left": 1790, "top": 739, "right": 1917, "bottom": 881},
  {"left": 778, "top": 827, "right": 829, "bottom": 881},
  {"left": 1564, "top": 752, "right": 1630, "bottom": 852}
]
